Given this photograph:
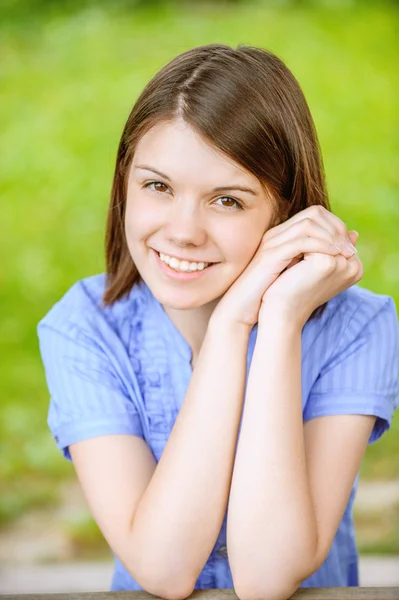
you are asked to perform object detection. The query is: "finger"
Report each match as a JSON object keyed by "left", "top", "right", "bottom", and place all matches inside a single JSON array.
[
  {"left": 265, "top": 205, "right": 348, "bottom": 242},
  {"left": 264, "top": 217, "right": 356, "bottom": 259},
  {"left": 347, "top": 230, "right": 359, "bottom": 246},
  {"left": 266, "top": 236, "right": 344, "bottom": 269},
  {"left": 334, "top": 253, "right": 363, "bottom": 285}
]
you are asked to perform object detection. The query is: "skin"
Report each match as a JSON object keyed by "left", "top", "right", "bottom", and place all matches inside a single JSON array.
[
  {"left": 123, "top": 117, "right": 375, "bottom": 599},
  {"left": 125, "top": 117, "right": 274, "bottom": 364},
  {"left": 70, "top": 117, "right": 377, "bottom": 600}
]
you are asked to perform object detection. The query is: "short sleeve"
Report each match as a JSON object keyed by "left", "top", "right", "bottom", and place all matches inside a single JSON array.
[
  {"left": 38, "top": 318, "right": 145, "bottom": 461},
  {"left": 304, "top": 295, "right": 399, "bottom": 444}
]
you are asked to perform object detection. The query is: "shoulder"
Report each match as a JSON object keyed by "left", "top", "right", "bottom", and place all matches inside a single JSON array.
[
  {"left": 303, "top": 286, "right": 399, "bottom": 443},
  {"left": 306, "top": 285, "right": 398, "bottom": 359},
  {"left": 330, "top": 284, "right": 396, "bottom": 321},
  {"left": 37, "top": 275, "right": 150, "bottom": 458},
  {"left": 37, "top": 273, "right": 149, "bottom": 339},
  {"left": 38, "top": 273, "right": 106, "bottom": 330},
  {"left": 321, "top": 284, "right": 396, "bottom": 328}
]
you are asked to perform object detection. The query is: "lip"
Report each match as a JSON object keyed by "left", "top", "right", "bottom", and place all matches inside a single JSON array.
[{"left": 152, "top": 248, "right": 217, "bottom": 281}]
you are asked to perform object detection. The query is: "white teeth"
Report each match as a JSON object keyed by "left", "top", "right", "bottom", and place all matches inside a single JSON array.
[
  {"left": 160, "top": 253, "right": 169, "bottom": 265},
  {"left": 179, "top": 261, "right": 190, "bottom": 272},
  {"left": 169, "top": 257, "right": 180, "bottom": 270},
  {"left": 158, "top": 252, "right": 210, "bottom": 272}
]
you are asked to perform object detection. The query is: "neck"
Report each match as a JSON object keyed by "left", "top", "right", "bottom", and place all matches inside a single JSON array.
[{"left": 163, "top": 298, "right": 219, "bottom": 366}]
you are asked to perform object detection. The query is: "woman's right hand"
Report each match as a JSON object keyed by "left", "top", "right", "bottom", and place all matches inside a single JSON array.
[{"left": 211, "top": 205, "right": 358, "bottom": 330}]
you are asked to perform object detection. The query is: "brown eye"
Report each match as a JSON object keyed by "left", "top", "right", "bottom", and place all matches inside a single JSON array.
[
  {"left": 145, "top": 181, "right": 169, "bottom": 193},
  {"left": 215, "top": 196, "right": 243, "bottom": 210}
]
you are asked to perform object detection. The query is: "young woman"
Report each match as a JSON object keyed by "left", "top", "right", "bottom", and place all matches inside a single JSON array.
[{"left": 38, "top": 44, "right": 399, "bottom": 599}]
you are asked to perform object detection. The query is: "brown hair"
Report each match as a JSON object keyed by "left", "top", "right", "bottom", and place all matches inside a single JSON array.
[{"left": 103, "top": 43, "right": 331, "bottom": 320}]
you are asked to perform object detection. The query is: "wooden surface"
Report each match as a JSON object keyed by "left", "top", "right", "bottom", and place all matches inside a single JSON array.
[{"left": 1, "top": 588, "right": 399, "bottom": 599}]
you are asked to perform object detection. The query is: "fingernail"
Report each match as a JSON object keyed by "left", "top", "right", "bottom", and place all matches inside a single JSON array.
[{"left": 344, "top": 238, "right": 358, "bottom": 255}]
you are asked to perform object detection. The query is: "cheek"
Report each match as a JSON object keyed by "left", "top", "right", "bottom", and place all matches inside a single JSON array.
[
  {"left": 125, "top": 197, "right": 160, "bottom": 239},
  {"left": 217, "top": 219, "right": 266, "bottom": 267}
]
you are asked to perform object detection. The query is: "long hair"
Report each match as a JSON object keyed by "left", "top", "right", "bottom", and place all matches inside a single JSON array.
[{"left": 103, "top": 44, "right": 330, "bottom": 320}]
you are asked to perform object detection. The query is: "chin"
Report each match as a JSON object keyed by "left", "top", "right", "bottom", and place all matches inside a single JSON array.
[
  {"left": 150, "top": 284, "right": 218, "bottom": 311},
  {"left": 156, "top": 291, "right": 211, "bottom": 311}
]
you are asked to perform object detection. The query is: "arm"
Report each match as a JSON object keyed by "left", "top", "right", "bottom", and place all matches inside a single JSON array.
[
  {"left": 226, "top": 312, "right": 375, "bottom": 600},
  {"left": 70, "top": 316, "right": 250, "bottom": 599}
]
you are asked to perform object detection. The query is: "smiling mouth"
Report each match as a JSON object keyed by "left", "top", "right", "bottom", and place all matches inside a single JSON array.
[{"left": 154, "top": 249, "right": 219, "bottom": 273}]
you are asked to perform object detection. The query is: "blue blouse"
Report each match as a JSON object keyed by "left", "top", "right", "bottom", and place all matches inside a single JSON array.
[{"left": 37, "top": 274, "right": 399, "bottom": 591}]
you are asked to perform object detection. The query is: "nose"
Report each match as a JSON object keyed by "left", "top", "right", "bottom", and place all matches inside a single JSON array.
[{"left": 164, "top": 200, "right": 207, "bottom": 247}]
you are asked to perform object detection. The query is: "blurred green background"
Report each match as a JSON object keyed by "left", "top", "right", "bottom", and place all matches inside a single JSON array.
[{"left": 1, "top": 0, "right": 398, "bottom": 558}]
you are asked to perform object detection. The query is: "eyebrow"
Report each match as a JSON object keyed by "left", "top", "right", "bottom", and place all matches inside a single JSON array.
[{"left": 134, "top": 164, "right": 259, "bottom": 196}]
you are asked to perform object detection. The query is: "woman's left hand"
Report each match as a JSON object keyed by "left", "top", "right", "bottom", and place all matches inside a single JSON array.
[{"left": 259, "top": 230, "right": 363, "bottom": 328}]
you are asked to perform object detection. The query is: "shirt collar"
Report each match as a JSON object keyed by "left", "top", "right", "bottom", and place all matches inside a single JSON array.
[{"left": 140, "top": 280, "right": 193, "bottom": 364}]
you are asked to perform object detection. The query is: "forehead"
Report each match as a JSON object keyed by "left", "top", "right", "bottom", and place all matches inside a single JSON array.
[{"left": 131, "top": 119, "right": 262, "bottom": 189}]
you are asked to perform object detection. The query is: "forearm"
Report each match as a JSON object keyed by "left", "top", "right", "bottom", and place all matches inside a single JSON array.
[
  {"left": 130, "top": 317, "right": 250, "bottom": 591},
  {"left": 227, "top": 314, "right": 317, "bottom": 596}
]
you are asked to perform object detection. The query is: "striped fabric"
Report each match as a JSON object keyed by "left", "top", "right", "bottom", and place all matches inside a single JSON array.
[{"left": 37, "top": 274, "right": 399, "bottom": 591}]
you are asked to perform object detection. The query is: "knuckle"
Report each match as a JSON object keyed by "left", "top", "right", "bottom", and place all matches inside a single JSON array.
[
  {"left": 320, "top": 254, "right": 337, "bottom": 272},
  {"left": 334, "top": 220, "right": 349, "bottom": 239},
  {"left": 337, "top": 226, "right": 349, "bottom": 239},
  {"left": 334, "top": 218, "right": 348, "bottom": 237},
  {"left": 341, "top": 225, "right": 349, "bottom": 237},
  {"left": 350, "top": 257, "right": 363, "bottom": 280},
  {"left": 299, "top": 217, "right": 315, "bottom": 234},
  {"left": 348, "top": 260, "right": 358, "bottom": 276},
  {"left": 336, "top": 254, "right": 348, "bottom": 269},
  {"left": 308, "top": 204, "right": 326, "bottom": 217}
]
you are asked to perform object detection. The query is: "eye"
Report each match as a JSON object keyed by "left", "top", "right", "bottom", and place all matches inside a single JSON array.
[
  {"left": 214, "top": 196, "right": 243, "bottom": 210},
  {"left": 144, "top": 181, "right": 170, "bottom": 193}
]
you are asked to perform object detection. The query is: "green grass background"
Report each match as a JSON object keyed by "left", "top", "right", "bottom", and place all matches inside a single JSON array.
[{"left": 1, "top": 0, "right": 398, "bottom": 552}]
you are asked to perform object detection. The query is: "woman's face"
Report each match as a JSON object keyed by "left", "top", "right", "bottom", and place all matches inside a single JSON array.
[{"left": 125, "top": 118, "right": 274, "bottom": 310}]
